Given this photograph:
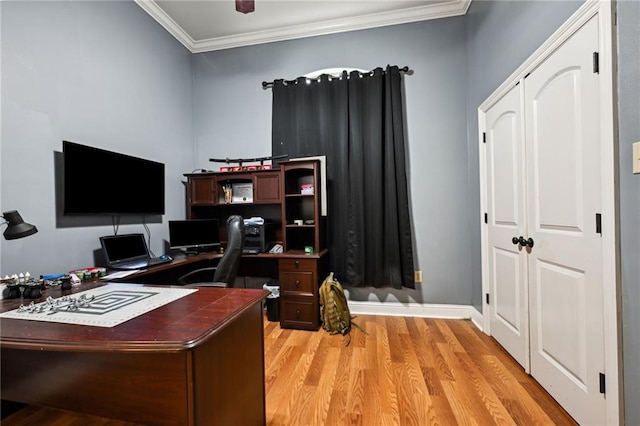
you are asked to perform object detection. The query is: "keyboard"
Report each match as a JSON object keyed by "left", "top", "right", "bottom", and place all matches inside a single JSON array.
[{"left": 112, "top": 255, "right": 173, "bottom": 270}]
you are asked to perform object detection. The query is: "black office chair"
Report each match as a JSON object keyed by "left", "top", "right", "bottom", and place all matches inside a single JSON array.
[{"left": 177, "top": 215, "right": 245, "bottom": 287}]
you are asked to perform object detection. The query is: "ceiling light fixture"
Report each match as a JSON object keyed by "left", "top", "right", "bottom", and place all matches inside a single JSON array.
[{"left": 236, "top": 0, "right": 255, "bottom": 14}]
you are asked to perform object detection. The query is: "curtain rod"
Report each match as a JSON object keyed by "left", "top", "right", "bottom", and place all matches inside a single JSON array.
[{"left": 262, "top": 66, "right": 409, "bottom": 89}]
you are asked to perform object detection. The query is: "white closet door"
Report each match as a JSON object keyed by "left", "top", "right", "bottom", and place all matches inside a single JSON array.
[
  {"left": 525, "top": 16, "right": 605, "bottom": 425},
  {"left": 485, "top": 85, "right": 529, "bottom": 369}
]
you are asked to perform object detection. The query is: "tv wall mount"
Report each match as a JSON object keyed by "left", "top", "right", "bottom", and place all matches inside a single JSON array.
[{"left": 209, "top": 154, "right": 288, "bottom": 172}]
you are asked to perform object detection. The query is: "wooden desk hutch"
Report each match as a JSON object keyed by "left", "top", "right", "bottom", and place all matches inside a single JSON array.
[{"left": 183, "top": 159, "right": 327, "bottom": 331}]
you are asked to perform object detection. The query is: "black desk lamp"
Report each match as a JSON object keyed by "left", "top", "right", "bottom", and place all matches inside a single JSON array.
[{"left": 1, "top": 210, "right": 38, "bottom": 240}]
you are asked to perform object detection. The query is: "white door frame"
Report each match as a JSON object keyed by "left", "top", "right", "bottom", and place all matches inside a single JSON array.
[{"left": 478, "top": 1, "right": 621, "bottom": 424}]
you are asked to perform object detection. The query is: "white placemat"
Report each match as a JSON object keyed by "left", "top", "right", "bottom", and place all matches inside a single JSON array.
[{"left": 0, "top": 283, "right": 197, "bottom": 327}]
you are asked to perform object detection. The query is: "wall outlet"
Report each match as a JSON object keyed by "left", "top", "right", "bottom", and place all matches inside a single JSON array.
[
  {"left": 633, "top": 141, "right": 640, "bottom": 174},
  {"left": 414, "top": 270, "right": 423, "bottom": 283}
]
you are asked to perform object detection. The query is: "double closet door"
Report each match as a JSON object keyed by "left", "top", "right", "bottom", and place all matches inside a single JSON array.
[{"left": 483, "top": 15, "right": 606, "bottom": 425}]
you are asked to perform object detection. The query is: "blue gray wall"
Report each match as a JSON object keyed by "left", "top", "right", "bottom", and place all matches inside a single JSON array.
[
  {"left": 0, "top": 1, "right": 193, "bottom": 274},
  {"left": 617, "top": 0, "right": 640, "bottom": 423},
  {"left": 192, "top": 17, "right": 473, "bottom": 305}
]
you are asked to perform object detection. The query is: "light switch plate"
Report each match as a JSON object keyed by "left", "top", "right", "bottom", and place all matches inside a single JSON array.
[{"left": 634, "top": 142, "right": 640, "bottom": 174}]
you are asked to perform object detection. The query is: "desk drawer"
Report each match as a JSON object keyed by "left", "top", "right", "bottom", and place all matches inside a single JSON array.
[
  {"left": 279, "top": 258, "right": 316, "bottom": 272},
  {"left": 280, "top": 271, "right": 314, "bottom": 296},
  {"left": 280, "top": 298, "right": 318, "bottom": 330},
  {"left": 278, "top": 256, "right": 323, "bottom": 330}
]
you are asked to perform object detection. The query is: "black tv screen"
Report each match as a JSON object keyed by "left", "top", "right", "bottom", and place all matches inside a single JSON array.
[
  {"left": 169, "top": 219, "right": 220, "bottom": 252},
  {"left": 63, "top": 140, "right": 165, "bottom": 215}
]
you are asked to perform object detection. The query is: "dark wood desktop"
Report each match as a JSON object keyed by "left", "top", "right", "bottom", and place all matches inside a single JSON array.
[
  {"left": 0, "top": 283, "right": 269, "bottom": 425},
  {"left": 117, "top": 249, "right": 328, "bottom": 331},
  {"left": 115, "top": 250, "right": 279, "bottom": 284}
]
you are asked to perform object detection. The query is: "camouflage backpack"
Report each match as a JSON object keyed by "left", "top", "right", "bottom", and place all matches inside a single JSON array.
[{"left": 319, "top": 272, "right": 367, "bottom": 346}]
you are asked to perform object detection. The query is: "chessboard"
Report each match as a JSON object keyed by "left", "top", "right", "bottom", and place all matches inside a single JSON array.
[{"left": 0, "top": 283, "right": 197, "bottom": 327}]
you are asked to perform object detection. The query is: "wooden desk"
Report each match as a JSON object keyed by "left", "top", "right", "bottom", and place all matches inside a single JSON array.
[
  {"left": 107, "top": 251, "right": 278, "bottom": 284},
  {"left": 114, "top": 249, "right": 329, "bottom": 330},
  {"left": 108, "top": 252, "right": 221, "bottom": 284},
  {"left": 0, "top": 284, "right": 269, "bottom": 425}
]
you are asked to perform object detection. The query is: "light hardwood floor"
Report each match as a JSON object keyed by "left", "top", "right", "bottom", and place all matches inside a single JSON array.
[
  {"left": 264, "top": 314, "right": 576, "bottom": 426},
  {"left": 2, "top": 313, "right": 577, "bottom": 425}
]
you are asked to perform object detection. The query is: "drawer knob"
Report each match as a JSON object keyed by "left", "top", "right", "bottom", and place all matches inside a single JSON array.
[
  {"left": 295, "top": 309, "right": 301, "bottom": 319},
  {"left": 295, "top": 260, "right": 299, "bottom": 269},
  {"left": 295, "top": 280, "right": 300, "bottom": 287}
]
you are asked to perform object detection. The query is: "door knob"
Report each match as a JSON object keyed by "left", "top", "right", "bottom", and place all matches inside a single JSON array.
[
  {"left": 517, "top": 236, "right": 535, "bottom": 247},
  {"left": 512, "top": 237, "right": 520, "bottom": 245}
]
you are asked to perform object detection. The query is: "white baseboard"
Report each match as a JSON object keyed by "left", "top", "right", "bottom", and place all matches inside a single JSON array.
[{"left": 348, "top": 301, "right": 484, "bottom": 332}]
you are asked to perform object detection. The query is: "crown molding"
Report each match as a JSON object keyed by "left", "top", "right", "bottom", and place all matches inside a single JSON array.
[
  {"left": 136, "top": 0, "right": 471, "bottom": 54},
  {"left": 135, "top": 0, "right": 196, "bottom": 52}
]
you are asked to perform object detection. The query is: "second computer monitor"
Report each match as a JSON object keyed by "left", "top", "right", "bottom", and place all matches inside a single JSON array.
[{"left": 168, "top": 218, "right": 220, "bottom": 254}]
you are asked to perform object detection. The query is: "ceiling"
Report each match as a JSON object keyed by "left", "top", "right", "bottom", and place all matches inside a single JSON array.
[{"left": 135, "top": 0, "right": 471, "bottom": 53}]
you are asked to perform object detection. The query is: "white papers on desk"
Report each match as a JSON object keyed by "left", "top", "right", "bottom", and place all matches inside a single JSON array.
[
  {"left": 244, "top": 216, "right": 265, "bottom": 226},
  {"left": 101, "top": 270, "right": 141, "bottom": 280}
]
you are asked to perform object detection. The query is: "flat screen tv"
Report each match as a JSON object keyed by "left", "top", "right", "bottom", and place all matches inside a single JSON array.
[
  {"left": 168, "top": 219, "right": 220, "bottom": 253},
  {"left": 63, "top": 140, "right": 165, "bottom": 215}
]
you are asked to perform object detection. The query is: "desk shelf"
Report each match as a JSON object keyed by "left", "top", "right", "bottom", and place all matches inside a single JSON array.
[
  {"left": 183, "top": 161, "right": 328, "bottom": 332},
  {"left": 280, "top": 160, "right": 324, "bottom": 254},
  {"left": 278, "top": 160, "right": 326, "bottom": 330},
  {"left": 184, "top": 169, "right": 281, "bottom": 208}
]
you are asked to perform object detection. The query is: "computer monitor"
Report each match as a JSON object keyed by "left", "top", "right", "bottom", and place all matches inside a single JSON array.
[{"left": 168, "top": 219, "right": 220, "bottom": 254}]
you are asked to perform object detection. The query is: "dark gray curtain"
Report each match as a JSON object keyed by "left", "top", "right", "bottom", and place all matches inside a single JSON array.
[{"left": 272, "top": 66, "right": 415, "bottom": 289}]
